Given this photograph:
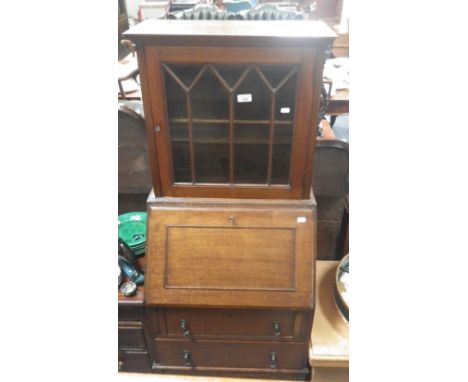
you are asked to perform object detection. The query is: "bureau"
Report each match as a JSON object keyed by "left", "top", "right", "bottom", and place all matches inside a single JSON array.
[
  {"left": 121, "top": 18, "right": 335, "bottom": 380},
  {"left": 139, "top": 191, "right": 317, "bottom": 380}
]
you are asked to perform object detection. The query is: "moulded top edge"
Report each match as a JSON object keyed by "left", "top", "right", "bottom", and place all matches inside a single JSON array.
[{"left": 123, "top": 19, "right": 337, "bottom": 45}]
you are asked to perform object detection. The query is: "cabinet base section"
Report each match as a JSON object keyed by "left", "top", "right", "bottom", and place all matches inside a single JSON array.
[
  {"left": 152, "top": 364, "right": 310, "bottom": 380},
  {"left": 118, "top": 351, "right": 152, "bottom": 373}
]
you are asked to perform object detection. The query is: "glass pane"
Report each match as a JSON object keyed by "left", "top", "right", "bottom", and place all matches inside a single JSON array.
[
  {"left": 163, "top": 68, "right": 191, "bottom": 183},
  {"left": 234, "top": 124, "right": 268, "bottom": 184},
  {"left": 191, "top": 69, "right": 229, "bottom": 120},
  {"left": 259, "top": 65, "right": 295, "bottom": 88},
  {"left": 271, "top": 123, "right": 293, "bottom": 184},
  {"left": 167, "top": 64, "right": 204, "bottom": 88},
  {"left": 171, "top": 123, "right": 192, "bottom": 182},
  {"left": 275, "top": 70, "right": 297, "bottom": 122},
  {"left": 193, "top": 123, "right": 229, "bottom": 183},
  {"left": 164, "top": 67, "right": 187, "bottom": 121},
  {"left": 213, "top": 65, "right": 247, "bottom": 88},
  {"left": 234, "top": 69, "right": 271, "bottom": 121},
  {"left": 162, "top": 63, "right": 298, "bottom": 186}
]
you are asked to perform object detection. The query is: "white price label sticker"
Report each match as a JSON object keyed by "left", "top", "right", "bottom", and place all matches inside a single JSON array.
[
  {"left": 280, "top": 107, "right": 291, "bottom": 114},
  {"left": 297, "top": 217, "right": 307, "bottom": 223},
  {"left": 237, "top": 93, "right": 252, "bottom": 103}
]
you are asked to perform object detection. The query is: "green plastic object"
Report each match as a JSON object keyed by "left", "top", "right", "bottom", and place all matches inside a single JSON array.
[{"left": 118, "top": 212, "right": 147, "bottom": 251}]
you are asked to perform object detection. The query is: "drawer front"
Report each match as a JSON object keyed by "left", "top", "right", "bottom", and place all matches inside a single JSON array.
[
  {"left": 118, "top": 305, "right": 144, "bottom": 322},
  {"left": 163, "top": 308, "right": 309, "bottom": 339},
  {"left": 154, "top": 338, "right": 307, "bottom": 370},
  {"left": 146, "top": 206, "right": 315, "bottom": 309},
  {"left": 119, "top": 326, "right": 147, "bottom": 350},
  {"left": 118, "top": 351, "right": 151, "bottom": 373}
]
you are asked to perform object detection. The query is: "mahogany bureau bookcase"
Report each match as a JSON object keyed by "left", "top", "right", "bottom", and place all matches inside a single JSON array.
[{"left": 123, "top": 19, "right": 335, "bottom": 380}]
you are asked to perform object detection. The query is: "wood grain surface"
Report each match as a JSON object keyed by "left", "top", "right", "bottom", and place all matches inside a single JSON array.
[
  {"left": 310, "top": 261, "right": 348, "bottom": 368},
  {"left": 145, "top": 201, "right": 315, "bottom": 308}
]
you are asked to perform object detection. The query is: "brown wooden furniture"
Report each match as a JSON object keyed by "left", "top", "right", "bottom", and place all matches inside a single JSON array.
[
  {"left": 120, "top": 19, "right": 335, "bottom": 380},
  {"left": 312, "top": 137, "right": 348, "bottom": 260},
  {"left": 118, "top": 101, "right": 151, "bottom": 194},
  {"left": 309, "top": 261, "right": 348, "bottom": 381},
  {"left": 326, "top": 88, "right": 348, "bottom": 127},
  {"left": 141, "top": 190, "right": 316, "bottom": 380},
  {"left": 124, "top": 20, "right": 335, "bottom": 199}
]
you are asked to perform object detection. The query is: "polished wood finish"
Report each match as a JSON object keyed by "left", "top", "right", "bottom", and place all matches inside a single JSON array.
[
  {"left": 145, "top": 194, "right": 316, "bottom": 309},
  {"left": 119, "top": 20, "right": 333, "bottom": 378},
  {"left": 153, "top": 338, "right": 308, "bottom": 370},
  {"left": 156, "top": 308, "right": 311, "bottom": 340},
  {"left": 124, "top": 20, "right": 335, "bottom": 199}
]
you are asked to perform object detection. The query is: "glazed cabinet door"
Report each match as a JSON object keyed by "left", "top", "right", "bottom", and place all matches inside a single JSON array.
[
  {"left": 141, "top": 46, "right": 323, "bottom": 199},
  {"left": 145, "top": 205, "right": 315, "bottom": 308}
]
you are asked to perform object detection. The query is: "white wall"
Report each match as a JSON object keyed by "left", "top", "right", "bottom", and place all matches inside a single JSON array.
[{"left": 126, "top": 0, "right": 141, "bottom": 19}]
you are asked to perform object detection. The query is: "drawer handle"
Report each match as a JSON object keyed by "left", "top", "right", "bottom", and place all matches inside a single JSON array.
[
  {"left": 179, "top": 319, "right": 190, "bottom": 336},
  {"left": 182, "top": 350, "right": 191, "bottom": 367},
  {"left": 272, "top": 321, "right": 281, "bottom": 336},
  {"left": 269, "top": 352, "right": 277, "bottom": 369}
]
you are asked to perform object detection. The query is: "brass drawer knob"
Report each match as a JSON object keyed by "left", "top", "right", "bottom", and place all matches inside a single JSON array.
[
  {"left": 182, "top": 350, "right": 191, "bottom": 367},
  {"left": 179, "top": 319, "right": 190, "bottom": 336},
  {"left": 272, "top": 321, "right": 281, "bottom": 336},
  {"left": 269, "top": 352, "right": 277, "bottom": 369}
]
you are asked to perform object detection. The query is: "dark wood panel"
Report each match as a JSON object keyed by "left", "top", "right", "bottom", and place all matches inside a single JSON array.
[
  {"left": 119, "top": 327, "right": 147, "bottom": 351},
  {"left": 316, "top": 220, "right": 343, "bottom": 261},
  {"left": 119, "top": 351, "right": 152, "bottom": 373}
]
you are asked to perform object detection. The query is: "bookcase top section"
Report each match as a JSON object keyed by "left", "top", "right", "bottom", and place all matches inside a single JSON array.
[{"left": 124, "top": 19, "right": 336, "bottom": 47}]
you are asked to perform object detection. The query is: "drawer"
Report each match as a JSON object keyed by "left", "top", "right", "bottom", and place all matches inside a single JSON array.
[
  {"left": 118, "top": 326, "right": 147, "bottom": 350},
  {"left": 154, "top": 338, "right": 307, "bottom": 370},
  {"left": 163, "top": 308, "right": 310, "bottom": 339},
  {"left": 118, "top": 351, "right": 151, "bottom": 373},
  {"left": 118, "top": 305, "right": 144, "bottom": 322}
]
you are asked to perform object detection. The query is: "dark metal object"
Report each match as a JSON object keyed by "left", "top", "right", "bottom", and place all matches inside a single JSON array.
[
  {"left": 273, "top": 321, "right": 281, "bottom": 336},
  {"left": 182, "top": 350, "right": 191, "bottom": 366},
  {"left": 269, "top": 352, "right": 277, "bottom": 368},
  {"left": 179, "top": 319, "right": 190, "bottom": 336},
  {"left": 118, "top": 239, "right": 145, "bottom": 284}
]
